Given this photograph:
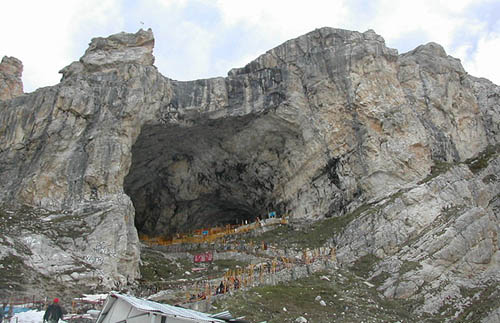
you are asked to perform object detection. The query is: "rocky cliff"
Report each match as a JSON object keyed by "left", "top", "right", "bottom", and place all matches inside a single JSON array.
[
  {"left": 0, "top": 56, "right": 23, "bottom": 101},
  {"left": 0, "top": 27, "right": 498, "bottom": 316}
]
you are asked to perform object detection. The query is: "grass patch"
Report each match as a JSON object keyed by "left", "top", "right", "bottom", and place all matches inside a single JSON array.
[
  {"left": 139, "top": 249, "right": 250, "bottom": 286},
  {"left": 0, "top": 254, "right": 29, "bottom": 292},
  {"left": 370, "top": 271, "right": 391, "bottom": 286},
  {"left": 418, "top": 161, "right": 453, "bottom": 184},
  {"left": 350, "top": 254, "right": 381, "bottom": 279},
  {"left": 213, "top": 259, "right": 249, "bottom": 271},
  {"left": 246, "top": 225, "right": 295, "bottom": 246},
  {"left": 248, "top": 203, "right": 377, "bottom": 249},
  {"left": 453, "top": 285, "right": 500, "bottom": 322},
  {"left": 213, "top": 272, "right": 345, "bottom": 322},
  {"left": 430, "top": 285, "right": 500, "bottom": 322},
  {"left": 465, "top": 144, "right": 500, "bottom": 174},
  {"left": 139, "top": 249, "right": 189, "bottom": 282},
  {"left": 213, "top": 270, "right": 427, "bottom": 322},
  {"left": 400, "top": 261, "right": 422, "bottom": 274},
  {"left": 415, "top": 144, "right": 499, "bottom": 185},
  {"left": 415, "top": 144, "right": 500, "bottom": 186},
  {"left": 0, "top": 204, "right": 92, "bottom": 241},
  {"left": 377, "top": 295, "right": 425, "bottom": 320}
]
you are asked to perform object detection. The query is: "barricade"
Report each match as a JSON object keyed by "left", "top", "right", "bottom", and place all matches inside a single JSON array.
[
  {"left": 181, "top": 245, "right": 337, "bottom": 306},
  {"left": 140, "top": 217, "right": 289, "bottom": 247}
]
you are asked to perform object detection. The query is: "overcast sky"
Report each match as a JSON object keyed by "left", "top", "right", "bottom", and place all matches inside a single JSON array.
[{"left": 1, "top": 0, "right": 499, "bottom": 93}]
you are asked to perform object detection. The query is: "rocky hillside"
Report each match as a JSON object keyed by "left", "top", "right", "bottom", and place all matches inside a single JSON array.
[{"left": 0, "top": 27, "right": 499, "bottom": 319}]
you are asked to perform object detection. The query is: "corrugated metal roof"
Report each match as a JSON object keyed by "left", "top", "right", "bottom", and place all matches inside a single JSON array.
[
  {"left": 211, "top": 310, "right": 233, "bottom": 320},
  {"left": 106, "top": 293, "right": 225, "bottom": 322}
]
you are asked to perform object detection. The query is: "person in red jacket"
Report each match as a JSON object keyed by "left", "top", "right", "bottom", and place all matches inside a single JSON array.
[{"left": 43, "top": 298, "right": 64, "bottom": 323}]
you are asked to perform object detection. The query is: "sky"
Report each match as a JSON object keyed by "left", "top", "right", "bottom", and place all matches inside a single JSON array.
[{"left": 1, "top": 0, "right": 499, "bottom": 93}]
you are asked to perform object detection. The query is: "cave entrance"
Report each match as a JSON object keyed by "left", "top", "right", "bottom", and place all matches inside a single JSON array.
[{"left": 123, "top": 113, "right": 300, "bottom": 239}]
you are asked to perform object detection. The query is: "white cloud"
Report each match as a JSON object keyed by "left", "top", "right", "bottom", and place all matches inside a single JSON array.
[
  {"left": 2, "top": 0, "right": 499, "bottom": 90},
  {"left": 2, "top": 1, "right": 75, "bottom": 91},
  {"left": 137, "top": 0, "right": 221, "bottom": 81},
  {"left": 0, "top": 0, "right": 123, "bottom": 92},
  {"left": 370, "top": 0, "right": 472, "bottom": 49},
  {"left": 161, "top": 0, "right": 351, "bottom": 80},
  {"left": 155, "top": 0, "right": 189, "bottom": 8},
  {"left": 349, "top": 0, "right": 499, "bottom": 84},
  {"left": 462, "top": 33, "right": 500, "bottom": 83},
  {"left": 214, "top": 0, "right": 350, "bottom": 44},
  {"left": 154, "top": 20, "right": 217, "bottom": 80},
  {"left": 148, "top": 0, "right": 351, "bottom": 80}
]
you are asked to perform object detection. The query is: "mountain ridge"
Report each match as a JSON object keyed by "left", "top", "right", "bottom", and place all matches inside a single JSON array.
[{"left": 0, "top": 27, "right": 499, "bottom": 320}]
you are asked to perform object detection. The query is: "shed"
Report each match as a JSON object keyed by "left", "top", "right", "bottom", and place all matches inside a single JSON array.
[{"left": 95, "top": 293, "right": 225, "bottom": 323}]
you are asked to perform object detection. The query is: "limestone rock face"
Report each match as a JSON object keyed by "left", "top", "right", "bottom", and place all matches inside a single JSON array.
[
  {"left": 60, "top": 28, "right": 154, "bottom": 79},
  {"left": 336, "top": 154, "right": 500, "bottom": 314},
  {"left": 0, "top": 26, "right": 499, "bottom": 310},
  {"left": 0, "top": 56, "right": 23, "bottom": 100},
  {"left": 0, "top": 29, "right": 159, "bottom": 292}
]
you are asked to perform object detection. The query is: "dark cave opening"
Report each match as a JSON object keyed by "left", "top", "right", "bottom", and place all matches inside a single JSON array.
[{"left": 123, "top": 113, "right": 301, "bottom": 238}]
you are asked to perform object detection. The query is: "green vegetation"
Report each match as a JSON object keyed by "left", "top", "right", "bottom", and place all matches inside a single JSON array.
[
  {"left": 139, "top": 249, "right": 249, "bottom": 284},
  {"left": 412, "top": 144, "right": 500, "bottom": 187},
  {"left": 0, "top": 204, "right": 88, "bottom": 239},
  {"left": 139, "top": 249, "right": 208, "bottom": 282},
  {"left": 418, "top": 161, "right": 453, "bottom": 184},
  {"left": 370, "top": 271, "right": 391, "bottom": 287},
  {"left": 399, "top": 260, "right": 422, "bottom": 274},
  {"left": 248, "top": 203, "right": 377, "bottom": 249},
  {"left": 213, "top": 270, "right": 427, "bottom": 323},
  {"left": 0, "top": 254, "right": 28, "bottom": 292},
  {"left": 213, "top": 258, "right": 249, "bottom": 270},
  {"left": 139, "top": 249, "right": 184, "bottom": 282},
  {"left": 465, "top": 144, "right": 500, "bottom": 174},
  {"left": 453, "top": 285, "right": 500, "bottom": 322},
  {"left": 430, "top": 285, "right": 500, "bottom": 322},
  {"left": 350, "top": 254, "right": 381, "bottom": 279},
  {"left": 213, "top": 271, "right": 351, "bottom": 322},
  {"left": 416, "top": 144, "right": 500, "bottom": 185}
]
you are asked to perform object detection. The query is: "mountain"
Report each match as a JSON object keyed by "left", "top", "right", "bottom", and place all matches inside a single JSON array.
[{"left": 0, "top": 27, "right": 498, "bottom": 319}]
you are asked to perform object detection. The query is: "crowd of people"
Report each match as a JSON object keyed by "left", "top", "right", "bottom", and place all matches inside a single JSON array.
[
  {"left": 188, "top": 276, "right": 243, "bottom": 302},
  {"left": 183, "top": 245, "right": 337, "bottom": 304},
  {"left": 216, "top": 277, "right": 240, "bottom": 295}
]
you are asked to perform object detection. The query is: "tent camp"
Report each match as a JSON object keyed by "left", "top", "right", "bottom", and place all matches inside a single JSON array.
[{"left": 95, "top": 293, "right": 227, "bottom": 323}]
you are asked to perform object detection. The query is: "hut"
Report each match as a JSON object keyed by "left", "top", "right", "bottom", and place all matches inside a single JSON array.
[{"left": 96, "top": 293, "right": 226, "bottom": 323}]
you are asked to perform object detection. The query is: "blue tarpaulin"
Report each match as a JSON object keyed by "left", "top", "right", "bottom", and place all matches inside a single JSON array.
[{"left": 4, "top": 306, "right": 32, "bottom": 315}]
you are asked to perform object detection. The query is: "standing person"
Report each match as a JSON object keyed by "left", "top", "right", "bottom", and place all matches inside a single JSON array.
[
  {"left": 216, "top": 281, "right": 225, "bottom": 295},
  {"left": 43, "top": 298, "right": 63, "bottom": 323},
  {"left": 234, "top": 277, "right": 240, "bottom": 290},
  {"left": 0, "top": 303, "right": 6, "bottom": 323},
  {"left": 7, "top": 303, "right": 12, "bottom": 322}
]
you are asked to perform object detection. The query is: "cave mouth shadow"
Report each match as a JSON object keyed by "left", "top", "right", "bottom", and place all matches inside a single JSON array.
[{"left": 123, "top": 113, "right": 301, "bottom": 239}]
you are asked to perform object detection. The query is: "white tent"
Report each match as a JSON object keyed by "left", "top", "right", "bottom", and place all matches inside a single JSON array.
[{"left": 95, "top": 293, "right": 225, "bottom": 323}]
